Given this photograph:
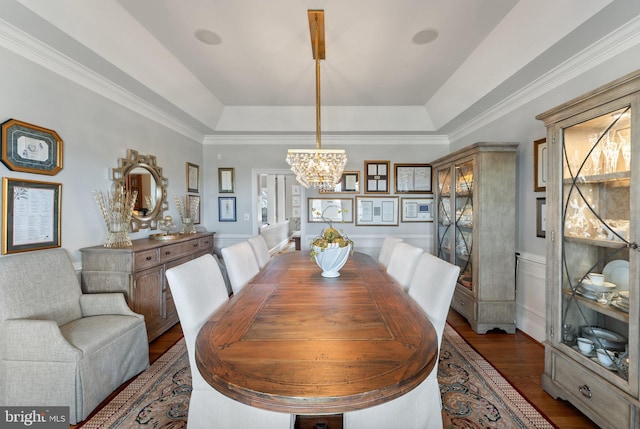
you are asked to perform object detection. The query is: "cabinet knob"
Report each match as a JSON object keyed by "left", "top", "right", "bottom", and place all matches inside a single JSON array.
[
  {"left": 578, "top": 384, "right": 592, "bottom": 398},
  {"left": 459, "top": 299, "right": 465, "bottom": 306},
  {"left": 165, "top": 251, "right": 171, "bottom": 255},
  {"left": 146, "top": 256, "right": 152, "bottom": 261},
  {"left": 193, "top": 243, "right": 198, "bottom": 247}
]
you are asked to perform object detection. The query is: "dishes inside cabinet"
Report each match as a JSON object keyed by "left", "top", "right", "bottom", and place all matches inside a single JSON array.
[
  {"left": 575, "top": 286, "right": 598, "bottom": 301},
  {"left": 580, "top": 326, "right": 627, "bottom": 351},
  {"left": 603, "top": 260, "right": 629, "bottom": 290},
  {"left": 579, "top": 279, "right": 616, "bottom": 294},
  {"left": 610, "top": 298, "right": 629, "bottom": 313}
]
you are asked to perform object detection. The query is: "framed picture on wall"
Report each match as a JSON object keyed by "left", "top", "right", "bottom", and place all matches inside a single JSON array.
[
  {"left": 2, "top": 177, "right": 61, "bottom": 254},
  {"left": 219, "top": 196, "right": 236, "bottom": 222},
  {"left": 364, "top": 161, "right": 390, "bottom": 193},
  {"left": 401, "top": 197, "right": 433, "bottom": 222},
  {"left": 187, "top": 162, "right": 200, "bottom": 193},
  {"left": 534, "top": 138, "right": 547, "bottom": 192},
  {"left": 218, "top": 167, "right": 235, "bottom": 193},
  {"left": 307, "top": 198, "right": 354, "bottom": 223},
  {"left": 536, "top": 197, "right": 547, "bottom": 238},
  {"left": 394, "top": 164, "right": 432, "bottom": 193},
  {"left": 355, "top": 196, "right": 398, "bottom": 226},
  {"left": 320, "top": 171, "right": 360, "bottom": 193},
  {"left": 1, "top": 119, "right": 63, "bottom": 175}
]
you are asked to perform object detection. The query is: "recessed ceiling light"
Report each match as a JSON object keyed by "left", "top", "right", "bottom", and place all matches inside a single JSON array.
[
  {"left": 194, "top": 29, "right": 222, "bottom": 45},
  {"left": 412, "top": 28, "right": 439, "bottom": 45}
]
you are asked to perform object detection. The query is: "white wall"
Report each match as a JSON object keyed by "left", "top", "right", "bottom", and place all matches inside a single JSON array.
[
  {"left": 0, "top": 46, "right": 203, "bottom": 264},
  {"left": 203, "top": 140, "right": 449, "bottom": 255},
  {"left": 4, "top": 20, "right": 640, "bottom": 340}
]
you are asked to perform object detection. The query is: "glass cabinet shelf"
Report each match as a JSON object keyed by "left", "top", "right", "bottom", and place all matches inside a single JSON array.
[{"left": 562, "top": 290, "right": 629, "bottom": 323}]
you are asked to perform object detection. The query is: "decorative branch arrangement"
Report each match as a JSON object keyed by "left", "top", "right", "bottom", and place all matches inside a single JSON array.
[
  {"left": 92, "top": 187, "right": 138, "bottom": 247},
  {"left": 174, "top": 195, "right": 199, "bottom": 234}
]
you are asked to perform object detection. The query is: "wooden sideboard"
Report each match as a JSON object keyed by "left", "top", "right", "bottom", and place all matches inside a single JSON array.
[{"left": 80, "top": 232, "right": 214, "bottom": 341}]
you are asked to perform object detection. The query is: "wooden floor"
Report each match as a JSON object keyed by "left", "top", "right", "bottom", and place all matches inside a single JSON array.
[
  {"left": 446, "top": 310, "right": 598, "bottom": 429},
  {"left": 75, "top": 310, "right": 598, "bottom": 428}
]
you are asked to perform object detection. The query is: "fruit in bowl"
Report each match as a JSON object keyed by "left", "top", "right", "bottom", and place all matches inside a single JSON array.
[{"left": 309, "top": 209, "right": 354, "bottom": 277}]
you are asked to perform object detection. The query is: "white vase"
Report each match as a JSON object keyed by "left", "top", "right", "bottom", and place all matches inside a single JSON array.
[{"left": 313, "top": 244, "right": 351, "bottom": 278}]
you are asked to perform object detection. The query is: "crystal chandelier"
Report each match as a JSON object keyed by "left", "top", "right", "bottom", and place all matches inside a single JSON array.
[{"left": 286, "top": 10, "right": 347, "bottom": 190}]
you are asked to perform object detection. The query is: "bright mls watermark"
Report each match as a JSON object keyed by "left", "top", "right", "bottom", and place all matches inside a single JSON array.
[{"left": 0, "top": 407, "right": 68, "bottom": 429}]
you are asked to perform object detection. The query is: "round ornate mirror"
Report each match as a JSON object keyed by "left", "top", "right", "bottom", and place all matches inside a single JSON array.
[{"left": 112, "top": 149, "right": 168, "bottom": 232}]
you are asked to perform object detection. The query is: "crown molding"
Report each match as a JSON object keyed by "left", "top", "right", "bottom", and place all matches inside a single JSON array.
[
  {"left": 0, "top": 17, "right": 204, "bottom": 142},
  {"left": 448, "top": 15, "right": 640, "bottom": 142},
  {"left": 5, "top": 8, "right": 637, "bottom": 147},
  {"left": 203, "top": 133, "right": 449, "bottom": 146}
]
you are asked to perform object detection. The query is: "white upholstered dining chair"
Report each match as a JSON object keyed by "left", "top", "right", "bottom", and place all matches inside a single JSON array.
[
  {"left": 248, "top": 234, "right": 271, "bottom": 269},
  {"left": 221, "top": 241, "right": 261, "bottom": 294},
  {"left": 344, "top": 252, "right": 460, "bottom": 429},
  {"left": 165, "top": 254, "right": 293, "bottom": 429},
  {"left": 385, "top": 242, "right": 423, "bottom": 291},
  {"left": 377, "top": 236, "right": 403, "bottom": 268}
]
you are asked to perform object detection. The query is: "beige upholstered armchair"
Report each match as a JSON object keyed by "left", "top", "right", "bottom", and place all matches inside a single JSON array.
[{"left": 0, "top": 249, "right": 149, "bottom": 424}]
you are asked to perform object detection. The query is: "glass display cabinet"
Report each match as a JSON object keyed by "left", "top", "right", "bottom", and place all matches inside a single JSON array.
[
  {"left": 432, "top": 143, "right": 517, "bottom": 334},
  {"left": 537, "top": 70, "right": 640, "bottom": 429}
]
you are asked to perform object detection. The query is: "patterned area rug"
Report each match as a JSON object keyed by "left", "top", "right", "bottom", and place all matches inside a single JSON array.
[{"left": 80, "top": 324, "right": 554, "bottom": 428}]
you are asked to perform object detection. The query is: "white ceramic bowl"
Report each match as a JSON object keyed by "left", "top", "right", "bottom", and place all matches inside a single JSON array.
[
  {"left": 313, "top": 244, "right": 351, "bottom": 278},
  {"left": 581, "top": 279, "right": 616, "bottom": 293}
]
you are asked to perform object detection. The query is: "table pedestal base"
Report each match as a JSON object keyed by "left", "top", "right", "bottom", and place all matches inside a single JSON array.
[{"left": 295, "top": 414, "right": 343, "bottom": 429}]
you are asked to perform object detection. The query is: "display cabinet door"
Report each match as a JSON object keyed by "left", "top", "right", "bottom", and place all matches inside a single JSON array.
[
  {"left": 436, "top": 166, "right": 453, "bottom": 263},
  {"left": 455, "top": 159, "right": 474, "bottom": 291},
  {"left": 559, "top": 101, "right": 636, "bottom": 391}
]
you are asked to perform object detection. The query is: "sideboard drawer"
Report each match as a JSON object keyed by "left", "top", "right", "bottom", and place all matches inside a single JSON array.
[
  {"left": 135, "top": 249, "right": 159, "bottom": 271},
  {"left": 553, "top": 352, "right": 631, "bottom": 428},
  {"left": 199, "top": 235, "right": 213, "bottom": 248},
  {"left": 160, "top": 240, "right": 198, "bottom": 263},
  {"left": 451, "top": 287, "right": 474, "bottom": 322}
]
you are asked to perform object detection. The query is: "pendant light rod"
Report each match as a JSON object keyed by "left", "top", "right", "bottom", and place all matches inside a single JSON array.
[
  {"left": 286, "top": 10, "right": 347, "bottom": 190},
  {"left": 309, "top": 10, "right": 325, "bottom": 150}
]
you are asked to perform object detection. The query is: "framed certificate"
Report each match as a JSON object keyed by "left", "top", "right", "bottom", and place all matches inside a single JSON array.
[
  {"left": 218, "top": 167, "right": 235, "bottom": 193},
  {"left": 401, "top": 197, "right": 433, "bottom": 222},
  {"left": 394, "top": 164, "right": 432, "bottom": 193},
  {"left": 355, "top": 196, "right": 398, "bottom": 226},
  {"left": 2, "top": 177, "right": 61, "bottom": 254},
  {"left": 187, "top": 162, "right": 200, "bottom": 193}
]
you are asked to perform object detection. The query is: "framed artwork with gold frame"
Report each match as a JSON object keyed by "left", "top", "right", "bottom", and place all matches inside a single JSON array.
[
  {"left": 1, "top": 119, "right": 63, "bottom": 175},
  {"left": 394, "top": 163, "right": 432, "bottom": 193},
  {"left": 355, "top": 196, "right": 398, "bottom": 226},
  {"left": 187, "top": 162, "right": 200, "bottom": 193},
  {"left": 320, "top": 171, "right": 360, "bottom": 193},
  {"left": 2, "top": 177, "right": 61, "bottom": 254},
  {"left": 534, "top": 138, "right": 547, "bottom": 192},
  {"left": 218, "top": 167, "right": 235, "bottom": 193},
  {"left": 307, "top": 198, "right": 354, "bottom": 223}
]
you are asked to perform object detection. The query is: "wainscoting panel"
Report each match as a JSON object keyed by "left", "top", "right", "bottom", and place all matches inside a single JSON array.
[{"left": 516, "top": 252, "right": 546, "bottom": 343}]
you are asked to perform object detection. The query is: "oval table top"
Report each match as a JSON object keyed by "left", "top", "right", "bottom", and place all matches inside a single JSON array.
[{"left": 195, "top": 251, "right": 437, "bottom": 414}]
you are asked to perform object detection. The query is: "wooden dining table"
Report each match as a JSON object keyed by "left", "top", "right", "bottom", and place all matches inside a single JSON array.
[{"left": 195, "top": 251, "right": 437, "bottom": 415}]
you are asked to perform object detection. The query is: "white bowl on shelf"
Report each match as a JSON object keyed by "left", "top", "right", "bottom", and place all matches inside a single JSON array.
[{"left": 580, "top": 278, "right": 616, "bottom": 293}]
